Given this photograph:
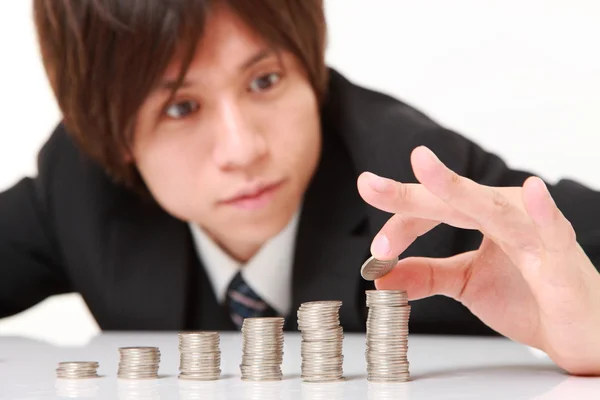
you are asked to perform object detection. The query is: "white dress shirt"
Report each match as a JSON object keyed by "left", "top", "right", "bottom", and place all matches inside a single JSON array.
[{"left": 188, "top": 211, "right": 300, "bottom": 316}]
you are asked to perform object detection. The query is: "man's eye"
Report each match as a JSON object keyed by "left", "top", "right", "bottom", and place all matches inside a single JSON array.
[
  {"left": 164, "top": 100, "right": 199, "bottom": 119},
  {"left": 248, "top": 72, "right": 281, "bottom": 93}
]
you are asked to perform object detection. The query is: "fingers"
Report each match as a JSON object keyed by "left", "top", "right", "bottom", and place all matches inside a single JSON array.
[
  {"left": 375, "top": 251, "right": 476, "bottom": 301},
  {"left": 357, "top": 172, "right": 477, "bottom": 230},
  {"left": 522, "top": 176, "right": 577, "bottom": 253},
  {"left": 371, "top": 214, "right": 441, "bottom": 259},
  {"left": 410, "top": 146, "right": 542, "bottom": 255}
]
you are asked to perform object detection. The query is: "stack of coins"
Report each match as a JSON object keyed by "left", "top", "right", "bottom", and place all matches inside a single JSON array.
[
  {"left": 240, "top": 317, "right": 285, "bottom": 381},
  {"left": 117, "top": 347, "right": 161, "bottom": 379},
  {"left": 55, "top": 361, "right": 99, "bottom": 379},
  {"left": 178, "top": 331, "right": 221, "bottom": 380},
  {"left": 365, "top": 290, "right": 410, "bottom": 382},
  {"left": 297, "top": 301, "right": 344, "bottom": 382}
]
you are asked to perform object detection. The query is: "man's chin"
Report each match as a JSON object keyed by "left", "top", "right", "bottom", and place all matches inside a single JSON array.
[
  {"left": 240, "top": 220, "right": 287, "bottom": 241},
  {"left": 232, "top": 211, "right": 294, "bottom": 240}
]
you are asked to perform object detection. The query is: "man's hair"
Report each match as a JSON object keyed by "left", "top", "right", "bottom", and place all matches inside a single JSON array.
[{"left": 33, "top": 0, "right": 328, "bottom": 190}]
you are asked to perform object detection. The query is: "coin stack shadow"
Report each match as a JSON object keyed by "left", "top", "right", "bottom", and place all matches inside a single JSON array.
[
  {"left": 178, "top": 332, "right": 221, "bottom": 380},
  {"left": 56, "top": 361, "right": 99, "bottom": 379},
  {"left": 365, "top": 290, "right": 410, "bottom": 382},
  {"left": 297, "top": 300, "right": 344, "bottom": 382},
  {"left": 240, "top": 317, "right": 285, "bottom": 381},
  {"left": 117, "top": 347, "right": 161, "bottom": 379}
]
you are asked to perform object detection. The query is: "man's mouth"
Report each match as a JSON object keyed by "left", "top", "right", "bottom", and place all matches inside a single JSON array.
[{"left": 220, "top": 179, "right": 286, "bottom": 210}]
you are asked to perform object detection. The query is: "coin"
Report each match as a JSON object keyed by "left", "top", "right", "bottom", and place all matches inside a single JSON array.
[
  {"left": 240, "top": 317, "right": 285, "bottom": 381},
  {"left": 365, "top": 290, "right": 411, "bottom": 382},
  {"left": 178, "top": 332, "right": 221, "bottom": 381},
  {"left": 117, "top": 347, "right": 161, "bottom": 380},
  {"left": 56, "top": 361, "right": 99, "bottom": 379},
  {"left": 360, "top": 256, "right": 398, "bottom": 280},
  {"left": 297, "top": 300, "right": 344, "bottom": 382}
]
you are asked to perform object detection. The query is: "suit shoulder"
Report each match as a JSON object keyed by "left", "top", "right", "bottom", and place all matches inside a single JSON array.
[
  {"left": 35, "top": 122, "right": 134, "bottom": 216},
  {"left": 37, "top": 122, "right": 88, "bottom": 176},
  {"left": 322, "top": 69, "right": 483, "bottom": 184},
  {"left": 324, "top": 69, "right": 441, "bottom": 135}
]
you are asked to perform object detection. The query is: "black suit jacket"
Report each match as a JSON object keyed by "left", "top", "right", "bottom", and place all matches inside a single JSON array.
[{"left": 2, "top": 69, "right": 600, "bottom": 335}]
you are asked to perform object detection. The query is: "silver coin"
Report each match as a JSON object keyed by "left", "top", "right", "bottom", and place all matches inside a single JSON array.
[
  {"left": 302, "top": 346, "right": 343, "bottom": 354},
  {"left": 240, "top": 318, "right": 285, "bottom": 382},
  {"left": 302, "top": 376, "right": 345, "bottom": 383},
  {"left": 367, "top": 350, "right": 409, "bottom": 356},
  {"left": 178, "top": 374, "right": 221, "bottom": 381},
  {"left": 241, "top": 354, "right": 283, "bottom": 361},
  {"left": 117, "top": 371, "right": 158, "bottom": 376},
  {"left": 180, "top": 353, "right": 221, "bottom": 360},
  {"left": 56, "top": 367, "right": 99, "bottom": 379},
  {"left": 301, "top": 361, "right": 344, "bottom": 369},
  {"left": 297, "top": 300, "right": 345, "bottom": 383},
  {"left": 119, "top": 347, "right": 160, "bottom": 353},
  {"left": 56, "top": 368, "right": 98, "bottom": 374},
  {"left": 365, "top": 289, "right": 411, "bottom": 381},
  {"left": 368, "top": 375, "right": 410, "bottom": 382},
  {"left": 117, "top": 347, "right": 161, "bottom": 380},
  {"left": 56, "top": 374, "right": 98, "bottom": 379},
  {"left": 58, "top": 361, "right": 99, "bottom": 367},
  {"left": 242, "top": 317, "right": 285, "bottom": 324},
  {"left": 241, "top": 376, "right": 283, "bottom": 382},
  {"left": 178, "top": 332, "right": 221, "bottom": 381},
  {"left": 56, "top": 369, "right": 98, "bottom": 374},
  {"left": 360, "top": 256, "right": 398, "bottom": 280},
  {"left": 366, "top": 293, "right": 408, "bottom": 308}
]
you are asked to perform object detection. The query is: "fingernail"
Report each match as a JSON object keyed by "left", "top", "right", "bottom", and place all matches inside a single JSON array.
[
  {"left": 372, "top": 234, "right": 390, "bottom": 256},
  {"left": 418, "top": 146, "right": 441, "bottom": 164},
  {"left": 536, "top": 177, "right": 555, "bottom": 205},
  {"left": 538, "top": 177, "right": 550, "bottom": 194},
  {"left": 368, "top": 173, "right": 390, "bottom": 193}
]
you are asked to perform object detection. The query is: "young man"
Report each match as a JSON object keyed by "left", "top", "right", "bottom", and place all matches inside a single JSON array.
[{"left": 1, "top": 0, "right": 599, "bottom": 375}]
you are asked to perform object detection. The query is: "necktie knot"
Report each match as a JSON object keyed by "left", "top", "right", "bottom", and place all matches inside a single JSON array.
[{"left": 226, "top": 271, "right": 278, "bottom": 329}]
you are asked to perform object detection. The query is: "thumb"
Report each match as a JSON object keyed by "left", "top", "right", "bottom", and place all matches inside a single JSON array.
[{"left": 376, "top": 251, "right": 476, "bottom": 301}]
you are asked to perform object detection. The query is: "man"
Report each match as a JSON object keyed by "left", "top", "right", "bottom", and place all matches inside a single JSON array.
[{"left": 1, "top": 0, "right": 599, "bottom": 375}]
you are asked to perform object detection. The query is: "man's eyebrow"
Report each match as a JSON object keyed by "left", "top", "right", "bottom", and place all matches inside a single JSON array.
[
  {"left": 158, "top": 79, "right": 193, "bottom": 92},
  {"left": 238, "top": 48, "right": 274, "bottom": 71},
  {"left": 156, "top": 49, "right": 275, "bottom": 92}
]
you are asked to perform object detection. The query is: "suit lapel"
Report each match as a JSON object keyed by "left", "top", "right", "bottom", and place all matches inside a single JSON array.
[{"left": 105, "top": 196, "right": 191, "bottom": 330}]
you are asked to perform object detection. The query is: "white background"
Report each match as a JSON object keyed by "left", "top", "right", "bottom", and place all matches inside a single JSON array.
[{"left": 0, "top": 1, "right": 599, "bottom": 345}]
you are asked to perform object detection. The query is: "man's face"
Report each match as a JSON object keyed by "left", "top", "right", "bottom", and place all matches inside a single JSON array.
[{"left": 132, "top": 6, "right": 321, "bottom": 256}]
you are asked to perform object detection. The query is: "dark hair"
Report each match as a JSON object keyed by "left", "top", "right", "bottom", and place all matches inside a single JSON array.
[{"left": 33, "top": 0, "right": 328, "bottom": 190}]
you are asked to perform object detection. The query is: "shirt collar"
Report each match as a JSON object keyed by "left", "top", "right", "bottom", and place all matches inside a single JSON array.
[{"left": 188, "top": 209, "right": 301, "bottom": 316}]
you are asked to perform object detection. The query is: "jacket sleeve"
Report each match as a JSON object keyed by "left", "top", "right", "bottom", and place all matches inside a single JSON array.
[
  {"left": 412, "top": 127, "right": 600, "bottom": 269},
  {"left": 0, "top": 131, "right": 72, "bottom": 319}
]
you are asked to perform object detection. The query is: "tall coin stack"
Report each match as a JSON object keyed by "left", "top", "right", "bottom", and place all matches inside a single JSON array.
[
  {"left": 240, "top": 317, "right": 285, "bottom": 381},
  {"left": 365, "top": 290, "right": 411, "bottom": 382},
  {"left": 56, "top": 361, "right": 99, "bottom": 379},
  {"left": 297, "top": 301, "right": 344, "bottom": 382},
  {"left": 178, "top": 332, "right": 221, "bottom": 380},
  {"left": 117, "top": 347, "right": 161, "bottom": 379}
]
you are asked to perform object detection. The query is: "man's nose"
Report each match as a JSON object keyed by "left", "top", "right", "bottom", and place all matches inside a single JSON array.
[{"left": 212, "top": 101, "right": 267, "bottom": 170}]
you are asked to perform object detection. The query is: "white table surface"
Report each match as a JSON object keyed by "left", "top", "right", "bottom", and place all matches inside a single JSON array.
[{"left": 1, "top": 331, "right": 599, "bottom": 399}]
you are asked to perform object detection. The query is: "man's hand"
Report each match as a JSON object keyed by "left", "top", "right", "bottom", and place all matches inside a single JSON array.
[{"left": 357, "top": 145, "right": 600, "bottom": 376}]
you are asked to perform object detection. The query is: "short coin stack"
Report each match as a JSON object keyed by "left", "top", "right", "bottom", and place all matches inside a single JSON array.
[
  {"left": 117, "top": 347, "right": 161, "bottom": 379},
  {"left": 240, "top": 317, "right": 285, "bottom": 381},
  {"left": 297, "top": 301, "right": 344, "bottom": 382},
  {"left": 55, "top": 361, "right": 99, "bottom": 379},
  {"left": 178, "top": 332, "right": 221, "bottom": 380},
  {"left": 365, "top": 290, "right": 411, "bottom": 382}
]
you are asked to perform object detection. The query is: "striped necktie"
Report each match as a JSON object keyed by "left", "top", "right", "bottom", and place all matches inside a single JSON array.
[{"left": 226, "top": 271, "right": 279, "bottom": 329}]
